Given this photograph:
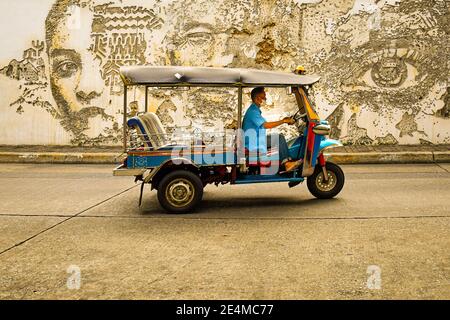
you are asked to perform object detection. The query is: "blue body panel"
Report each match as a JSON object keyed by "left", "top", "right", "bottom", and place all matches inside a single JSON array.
[
  {"left": 287, "top": 135, "right": 305, "bottom": 160},
  {"left": 125, "top": 120, "right": 342, "bottom": 188},
  {"left": 126, "top": 137, "right": 342, "bottom": 169},
  {"left": 127, "top": 145, "right": 237, "bottom": 168},
  {"left": 127, "top": 154, "right": 172, "bottom": 168}
]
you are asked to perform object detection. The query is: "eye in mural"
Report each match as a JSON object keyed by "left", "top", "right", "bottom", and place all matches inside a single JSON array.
[
  {"left": 150, "top": 0, "right": 261, "bottom": 129},
  {"left": 370, "top": 55, "right": 409, "bottom": 89},
  {"left": 359, "top": 50, "right": 418, "bottom": 89},
  {"left": 55, "top": 60, "right": 80, "bottom": 79},
  {"left": 186, "top": 31, "right": 214, "bottom": 45},
  {"left": 342, "top": 48, "right": 424, "bottom": 91},
  {"left": 184, "top": 26, "right": 214, "bottom": 46}
]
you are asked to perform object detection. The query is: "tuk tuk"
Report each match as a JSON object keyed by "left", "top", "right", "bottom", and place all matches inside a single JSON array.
[{"left": 113, "top": 66, "right": 344, "bottom": 213}]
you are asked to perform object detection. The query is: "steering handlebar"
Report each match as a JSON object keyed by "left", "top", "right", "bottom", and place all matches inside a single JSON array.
[{"left": 291, "top": 110, "right": 307, "bottom": 122}]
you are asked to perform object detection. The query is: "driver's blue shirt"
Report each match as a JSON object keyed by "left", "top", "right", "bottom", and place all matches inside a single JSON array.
[{"left": 242, "top": 103, "right": 267, "bottom": 154}]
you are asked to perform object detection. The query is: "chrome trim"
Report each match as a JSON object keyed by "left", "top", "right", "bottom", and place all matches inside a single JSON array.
[
  {"left": 321, "top": 165, "right": 329, "bottom": 182},
  {"left": 316, "top": 170, "right": 337, "bottom": 192},
  {"left": 313, "top": 124, "right": 331, "bottom": 135},
  {"left": 113, "top": 164, "right": 147, "bottom": 177},
  {"left": 165, "top": 178, "right": 195, "bottom": 208}
]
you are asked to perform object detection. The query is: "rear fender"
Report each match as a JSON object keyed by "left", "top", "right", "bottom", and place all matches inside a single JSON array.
[{"left": 144, "top": 158, "right": 200, "bottom": 189}]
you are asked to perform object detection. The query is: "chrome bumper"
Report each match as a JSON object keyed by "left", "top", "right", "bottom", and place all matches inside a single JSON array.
[{"left": 113, "top": 164, "right": 149, "bottom": 177}]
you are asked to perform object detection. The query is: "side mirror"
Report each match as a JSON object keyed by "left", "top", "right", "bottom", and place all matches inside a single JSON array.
[{"left": 312, "top": 124, "right": 331, "bottom": 135}]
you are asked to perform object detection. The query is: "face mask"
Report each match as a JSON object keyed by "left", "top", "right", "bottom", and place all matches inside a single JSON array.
[
  {"left": 258, "top": 96, "right": 267, "bottom": 107},
  {"left": 260, "top": 100, "right": 268, "bottom": 108}
]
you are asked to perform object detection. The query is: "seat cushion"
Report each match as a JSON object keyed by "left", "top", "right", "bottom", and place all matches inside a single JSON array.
[
  {"left": 127, "top": 117, "right": 153, "bottom": 148},
  {"left": 127, "top": 112, "right": 168, "bottom": 149},
  {"left": 139, "top": 113, "right": 168, "bottom": 148}
]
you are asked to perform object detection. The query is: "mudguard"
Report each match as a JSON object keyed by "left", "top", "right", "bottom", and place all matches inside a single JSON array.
[{"left": 319, "top": 138, "right": 342, "bottom": 152}]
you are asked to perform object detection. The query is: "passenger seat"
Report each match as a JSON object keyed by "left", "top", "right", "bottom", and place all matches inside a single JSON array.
[{"left": 127, "top": 112, "right": 168, "bottom": 149}]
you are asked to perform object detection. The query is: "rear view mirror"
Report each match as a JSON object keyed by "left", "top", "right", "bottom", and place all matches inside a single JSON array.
[{"left": 312, "top": 124, "right": 331, "bottom": 135}]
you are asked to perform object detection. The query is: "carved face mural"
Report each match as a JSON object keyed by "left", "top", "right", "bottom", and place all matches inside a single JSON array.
[
  {"left": 304, "top": 0, "right": 449, "bottom": 144},
  {"left": 0, "top": 0, "right": 448, "bottom": 146},
  {"left": 149, "top": 0, "right": 303, "bottom": 131},
  {"left": 43, "top": 0, "right": 165, "bottom": 145}
]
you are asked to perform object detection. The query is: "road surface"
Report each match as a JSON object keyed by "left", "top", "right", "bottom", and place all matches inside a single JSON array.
[{"left": 0, "top": 163, "right": 449, "bottom": 299}]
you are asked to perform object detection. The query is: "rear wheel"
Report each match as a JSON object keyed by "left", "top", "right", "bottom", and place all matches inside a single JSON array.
[
  {"left": 157, "top": 170, "right": 203, "bottom": 213},
  {"left": 307, "top": 162, "right": 345, "bottom": 199}
]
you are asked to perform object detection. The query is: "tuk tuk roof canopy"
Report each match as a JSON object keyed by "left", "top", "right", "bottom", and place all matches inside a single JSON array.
[{"left": 120, "top": 66, "right": 320, "bottom": 87}]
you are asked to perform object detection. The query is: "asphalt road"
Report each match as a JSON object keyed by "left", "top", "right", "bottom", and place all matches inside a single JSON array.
[{"left": 0, "top": 163, "right": 449, "bottom": 299}]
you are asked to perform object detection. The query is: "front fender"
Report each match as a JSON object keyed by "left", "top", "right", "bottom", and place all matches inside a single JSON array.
[{"left": 319, "top": 139, "right": 343, "bottom": 153}]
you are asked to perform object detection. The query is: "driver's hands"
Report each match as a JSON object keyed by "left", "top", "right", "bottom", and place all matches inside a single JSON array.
[{"left": 283, "top": 117, "right": 295, "bottom": 125}]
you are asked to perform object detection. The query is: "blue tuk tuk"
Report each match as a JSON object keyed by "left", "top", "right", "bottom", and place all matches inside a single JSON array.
[{"left": 114, "top": 66, "right": 344, "bottom": 213}]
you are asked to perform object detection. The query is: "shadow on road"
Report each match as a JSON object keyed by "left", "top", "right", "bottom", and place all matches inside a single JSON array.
[{"left": 139, "top": 193, "right": 341, "bottom": 216}]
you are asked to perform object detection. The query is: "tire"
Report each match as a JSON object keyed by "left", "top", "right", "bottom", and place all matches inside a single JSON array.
[
  {"left": 157, "top": 170, "right": 203, "bottom": 214},
  {"left": 307, "top": 162, "right": 345, "bottom": 199}
]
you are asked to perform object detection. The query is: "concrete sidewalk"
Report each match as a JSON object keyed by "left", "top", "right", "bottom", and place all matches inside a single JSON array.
[{"left": 0, "top": 144, "right": 449, "bottom": 164}]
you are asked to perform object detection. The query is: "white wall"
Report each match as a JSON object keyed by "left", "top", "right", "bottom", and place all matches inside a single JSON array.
[{"left": 0, "top": 0, "right": 448, "bottom": 146}]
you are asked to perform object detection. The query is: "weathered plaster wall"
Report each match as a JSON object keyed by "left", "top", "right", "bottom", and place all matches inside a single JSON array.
[{"left": 0, "top": 0, "right": 448, "bottom": 146}]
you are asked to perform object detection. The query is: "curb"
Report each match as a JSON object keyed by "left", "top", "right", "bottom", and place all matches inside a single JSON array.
[
  {"left": 433, "top": 151, "right": 450, "bottom": 163},
  {"left": 325, "top": 151, "right": 435, "bottom": 164},
  {"left": 0, "top": 152, "right": 123, "bottom": 164},
  {"left": 0, "top": 151, "right": 449, "bottom": 165}
]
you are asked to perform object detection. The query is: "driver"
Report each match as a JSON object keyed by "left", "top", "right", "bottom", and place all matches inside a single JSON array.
[{"left": 242, "top": 87, "right": 303, "bottom": 173}]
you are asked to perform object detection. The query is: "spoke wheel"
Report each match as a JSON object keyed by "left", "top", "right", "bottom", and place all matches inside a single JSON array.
[
  {"left": 307, "top": 162, "right": 345, "bottom": 199},
  {"left": 165, "top": 178, "right": 195, "bottom": 208},
  {"left": 315, "top": 171, "right": 337, "bottom": 192},
  {"left": 157, "top": 170, "right": 203, "bottom": 214}
]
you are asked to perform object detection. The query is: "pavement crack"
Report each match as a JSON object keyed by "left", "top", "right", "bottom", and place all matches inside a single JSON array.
[
  {"left": 0, "top": 185, "right": 138, "bottom": 257},
  {"left": 435, "top": 162, "right": 450, "bottom": 173},
  {"left": 2, "top": 214, "right": 447, "bottom": 221},
  {"left": 88, "top": 214, "right": 450, "bottom": 220}
]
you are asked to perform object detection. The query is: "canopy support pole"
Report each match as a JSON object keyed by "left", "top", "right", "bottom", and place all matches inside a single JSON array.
[
  {"left": 237, "top": 86, "right": 243, "bottom": 129},
  {"left": 123, "top": 85, "right": 128, "bottom": 152},
  {"left": 145, "top": 86, "right": 148, "bottom": 113},
  {"left": 236, "top": 86, "right": 244, "bottom": 162}
]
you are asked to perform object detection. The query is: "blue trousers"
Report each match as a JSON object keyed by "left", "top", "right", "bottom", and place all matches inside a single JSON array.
[{"left": 266, "top": 133, "right": 291, "bottom": 164}]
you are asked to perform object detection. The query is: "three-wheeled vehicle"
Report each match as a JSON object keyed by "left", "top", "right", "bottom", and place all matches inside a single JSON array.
[{"left": 114, "top": 66, "right": 344, "bottom": 213}]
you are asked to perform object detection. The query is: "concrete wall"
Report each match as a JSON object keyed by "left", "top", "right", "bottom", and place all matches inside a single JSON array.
[{"left": 0, "top": 0, "right": 448, "bottom": 146}]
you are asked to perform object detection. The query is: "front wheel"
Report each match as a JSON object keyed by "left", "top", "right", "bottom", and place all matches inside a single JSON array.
[
  {"left": 157, "top": 170, "right": 203, "bottom": 214},
  {"left": 307, "top": 162, "right": 345, "bottom": 199}
]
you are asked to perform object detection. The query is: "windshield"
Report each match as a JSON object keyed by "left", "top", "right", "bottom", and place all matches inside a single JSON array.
[{"left": 293, "top": 86, "right": 320, "bottom": 121}]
